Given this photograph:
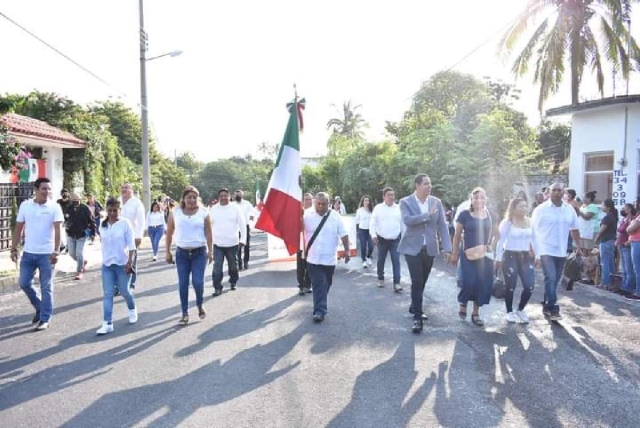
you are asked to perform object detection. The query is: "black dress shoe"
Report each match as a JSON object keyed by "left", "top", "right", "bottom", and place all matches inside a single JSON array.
[
  {"left": 244, "top": 262, "right": 249, "bottom": 269},
  {"left": 408, "top": 307, "right": 428, "bottom": 319},
  {"left": 313, "top": 314, "right": 325, "bottom": 323},
  {"left": 412, "top": 319, "right": 423, "bottom": 333},
  {"left": 230, "top": 283, "right": 237, "bottom": 291},
  {"left": 212, "top": 289, "right": 222, "bottom": 297}
]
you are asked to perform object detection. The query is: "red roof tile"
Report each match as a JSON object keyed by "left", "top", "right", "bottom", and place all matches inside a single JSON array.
[{"left": 1, "top": 113, "right": 85, "bottom": 147}]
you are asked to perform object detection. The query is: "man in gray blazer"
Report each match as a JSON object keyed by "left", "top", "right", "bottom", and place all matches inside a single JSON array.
[{"left": 398, "top": 173, "right": 452, "bottom": 333}]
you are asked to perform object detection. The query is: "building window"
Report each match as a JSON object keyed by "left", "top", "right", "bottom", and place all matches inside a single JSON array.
[{"left": 584, "top": 152, "right": 613, "bottom": 202}]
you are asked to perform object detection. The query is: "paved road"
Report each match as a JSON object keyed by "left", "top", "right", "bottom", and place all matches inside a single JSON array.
[{"left": 1, "top": 233, "right": 639, "bottom": 428}]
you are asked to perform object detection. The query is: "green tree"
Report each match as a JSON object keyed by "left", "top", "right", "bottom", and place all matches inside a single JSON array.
[
  {"left": 326, "top": 100, "right": 366, "bottom": 140},
  {"left": 175, "top": 151, "right": 203, "bottom": 180},
  {"left": 500, "top": 0, "right": 640, "bottom": 110},
  {"left": 538, "top": 120, "right": 572, "bottom": 173}
]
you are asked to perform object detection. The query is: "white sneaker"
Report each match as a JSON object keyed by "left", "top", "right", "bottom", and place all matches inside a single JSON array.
[
  {"left": 516, "top": 310, "right": 529, "bottom": 324},
  {"left": 362, "top": 261, "right": 368, "bottom": 268},
  {"left": 152, "top": 255, "right": 157, "bottom": 262},
  {"left": 96, "top": 322, "right": 114, "bottom": 335},
  {"left": 505, "top": 312, "right": 519, "bottom": 323},
  {"left": 366, "top": 257, "right": 373, "bottom": 266},
  {"left": 128, "top": 308, "right": 138, "bottom": 324}
]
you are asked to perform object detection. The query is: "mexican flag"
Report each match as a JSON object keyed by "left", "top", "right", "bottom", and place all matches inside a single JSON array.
[
  {"left": 19, "top": 159, "right": 46, "bottom": 183},
  {"left": 255, "top": 99, "right": 303, "bottom": 255}
]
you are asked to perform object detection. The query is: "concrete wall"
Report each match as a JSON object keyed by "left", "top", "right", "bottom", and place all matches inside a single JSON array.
[
  {"left": 43, "top": 147, "right": 64, "bottom": 200},
  {"left": 569, "top": 104, "right": 640, "bottom": 209}
]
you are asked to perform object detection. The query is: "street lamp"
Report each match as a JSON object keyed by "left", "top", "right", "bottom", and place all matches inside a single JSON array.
[{"left": 139, "top": 0, "right": 182, "bottom": 212}]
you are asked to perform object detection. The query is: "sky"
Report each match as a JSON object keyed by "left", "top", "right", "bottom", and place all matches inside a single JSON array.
[{"left": 1, "top": 0, "right": 639, "bottom": 162}]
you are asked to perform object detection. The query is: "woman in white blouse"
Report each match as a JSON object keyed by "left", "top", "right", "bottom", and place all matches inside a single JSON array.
[
  {"left": 96, "top": 198, "right": 137, "bottom": 335},
  {"left": 165, "top": 186, "right": 213, "bottom": 325},
  {"left": 147, "top": 201, "right": 166, "bottom": 261},
  {"left": 495, "top": 198, "right": 536, "bottom": 324},
  {"left": 355, "top": 195, "right": 374, "bottom": 268}
]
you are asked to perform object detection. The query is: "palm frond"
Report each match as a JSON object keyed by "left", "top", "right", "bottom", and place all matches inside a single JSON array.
[
  {"left": 584, "top": 24, "right": 605, "bottom": 96},
  {"left": 499, "top": 0, "right": 556, "bottom": 56},
  {"left": 511, "top": 18, "right": 550, "bottom": 76}
]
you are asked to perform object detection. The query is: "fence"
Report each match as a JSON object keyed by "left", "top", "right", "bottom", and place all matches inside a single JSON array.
[{"left": 0, "top": 183, "right": 33, "bottom": 252}]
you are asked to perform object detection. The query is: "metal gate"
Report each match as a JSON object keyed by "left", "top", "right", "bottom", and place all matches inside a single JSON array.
[{"left": 0, "top": 183, "right": 33, "bottom": 252}]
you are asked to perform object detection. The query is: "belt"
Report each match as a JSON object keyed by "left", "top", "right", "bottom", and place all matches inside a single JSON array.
[{"left": 177, "top": 246, "right": 206, "bottom": 255}]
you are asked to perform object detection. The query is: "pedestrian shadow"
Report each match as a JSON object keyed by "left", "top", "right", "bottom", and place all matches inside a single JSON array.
[
  {"left": 327, "top": 336, "right": 436, "bottom": 428},
  {"left": 59, "top": 324, "right": 306, "bottom": 428},
  {"left": 0, "top": 324, "right": 177, "bottom": 413},
  {"left": 0, "top": 305, "right": 179, "bottom": 382},
  {"left": 175, "top": 295, "right": 299, "bottom": 358}
]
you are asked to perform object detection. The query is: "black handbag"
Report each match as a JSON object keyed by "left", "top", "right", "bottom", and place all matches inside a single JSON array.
[{"left": 492, "top": 270, "right": 507, "bottom": 299}]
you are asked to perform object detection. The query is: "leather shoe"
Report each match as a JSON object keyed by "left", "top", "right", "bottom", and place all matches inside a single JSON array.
[
  {"left": 313, "top": 314, "right": 325, "bottom": 323},
  {"left": 411, "top": 319, "right": 423, "bottom": 333},
  {"left": 408, "top": 306, "right": 428, "bottom": 320},
  {"left": 212, "top": 289, "right": 222, "bottom": 297}
]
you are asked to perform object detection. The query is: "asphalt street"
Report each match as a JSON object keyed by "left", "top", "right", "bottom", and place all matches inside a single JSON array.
[{"left": 1, "top": 233, "right": 639, "bottom": 428}]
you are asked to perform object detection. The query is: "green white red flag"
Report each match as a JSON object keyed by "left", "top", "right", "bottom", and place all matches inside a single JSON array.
[{"left": 255, "top": 99, "right": 304, "bottom": 255}]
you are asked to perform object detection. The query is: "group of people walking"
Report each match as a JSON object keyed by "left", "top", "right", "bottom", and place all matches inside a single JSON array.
[{"left": 14, "top": 173, "right": 607, "bottom": 337}]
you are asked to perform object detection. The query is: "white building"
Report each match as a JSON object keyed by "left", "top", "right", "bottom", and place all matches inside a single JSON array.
[{"left": 546, "top": 95, "right": 640, "bottom": 210}]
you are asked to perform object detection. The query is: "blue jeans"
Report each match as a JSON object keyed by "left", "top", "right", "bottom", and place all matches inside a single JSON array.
[
  {"left": 630, "top": 241, "right": 640, "bottom": 295},
  {"left": 599, "top": 240, "right": 615, "bottom": 287},
  {"left": 502, "top": 251, "right": 535, "bottom": 312},
  {"left": 128, "top": 249, "right": 138, "bottom": 288},
  {"left": 357, "top": 228, "right": 374, "bottom": 261},
  {"left": 539, "top": 255, "right": 566, "bottom": 312},
  {"left": 307, "top": 263, "right": 336, "bottom": 317},
  {"left": 148, "top": 225, "right": 165, "bottom": 256},
  {"left": 67, "top": 236, "right": 86, "bottom": 273},
  {"left": 19, "top": 252, "right": 54, "bottom": 322},
  {"left": 212, "top": 245, "right": 239, "bottom": 289},
  {"left": 619, "top": 245, "right": 635, "bottom": 292},
  {"left": 102, "top": 264, "right": 135, "bottom": 322},
  {"left": 176, "top": 247, "right": 206, "bottom": 314},
  {"left": 377, "top": 236, "right": 400, "bottom": 284}
]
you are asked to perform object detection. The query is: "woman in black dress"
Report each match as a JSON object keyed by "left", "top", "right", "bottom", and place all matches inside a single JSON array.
[{"left": 450, "top": 187, "right": 494, "bottom": 326}]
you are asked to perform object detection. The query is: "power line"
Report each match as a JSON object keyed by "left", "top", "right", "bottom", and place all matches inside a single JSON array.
[{"left": 0, "top": 10, "right": 130, "bottom": 99}]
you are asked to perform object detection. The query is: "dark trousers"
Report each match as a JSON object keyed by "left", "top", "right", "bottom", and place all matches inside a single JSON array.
[
  {"left": 502, "top": 251, "right": 535, "bottom": 313},
  {"left": 296, "top": 251, "right": 310, "bottom": 289},
  {"left": 237, "top": 226, "right": 250, "bottom": 265},
  {"left": 377, "top": 236, "right": 400, "bottom": 284},
  {"left": 307, "top": 263, "right": 336, "bottom": 317},
  {"left": 405, "top": 247, "right": 435, "bottom": 320},
  {"left": 213, "top": 245, "right": 239, "bottom": 289},
  {"left": 357, "top": 228, "right": 374, "bottom": 261}
]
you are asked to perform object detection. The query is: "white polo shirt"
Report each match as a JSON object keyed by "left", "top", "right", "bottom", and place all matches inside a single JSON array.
[
  {"left": 531, "top": 199, "right": 579, "bottom": 258},
  {"left": 304, "top": 209, "right": 347, "bottom": 266},
  {"left": 100, "top": 218, "right": 136, "bottom": 266},
  {"left": 236, "top": 199, "right": 255, "bottom": 225},
  {"left": 17, "top": 199, "right": 64, "bottom": 254},
  {"left": 121, "top": 196, "right": 146, "bottom": 239},
  {"left": 370, "top": 202, "right": 402, "bottom": 240}
]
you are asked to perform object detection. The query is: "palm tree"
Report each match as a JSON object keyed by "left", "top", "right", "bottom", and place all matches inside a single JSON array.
[
  {"left": 500, "top": 0, "right": 640, "bottom": 111},
  {"left": 326, "top": 100, "right": 365, "bottom": 140}
]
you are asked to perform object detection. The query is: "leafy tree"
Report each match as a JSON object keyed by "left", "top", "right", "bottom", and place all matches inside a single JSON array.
[
  {"left": 175, "top": 151, "right": 203, "bottom": 180},
  {"left": 500, "top": 0, "right": 640, "bottom": 110},
  {"left": 326, "top": 100, "right": 366, "bottom": 140},
  {"left": 538, "top": 120, "right": 571, "bottom": 173}
]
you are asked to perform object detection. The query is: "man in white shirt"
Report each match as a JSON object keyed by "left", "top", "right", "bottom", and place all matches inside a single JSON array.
[
  {"left": 234, "top": 189, "right": 255, "bottom": 270},
  {"left": 531, "top": 182, "right": 581, "bottom": 321},
  {"left": 303, "top": 192, "right": 350, "bottom": 322},
  {"left": 120, "top": 183, "right": 145, "bottom": 290},
  {"left": 11, "top": 178, "right": 64, "bottom": 331},
  {"left": 211, "top": 188, "right": 246, "bottom": 296},
  {"left": 370, "top": 187, "right": 402, "bottom": 290},
  {"left": 297, "top": 192, "right": 314, "bottom": 295}
]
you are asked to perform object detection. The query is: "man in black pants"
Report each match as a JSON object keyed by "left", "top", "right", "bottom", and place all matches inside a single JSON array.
[
  {"left": 398, "top": 174, "right": 452, "bottom": 333},
  {"left": 234, "top": 190, "right": 254, "bottom": 270},
  {"left": 297, "top": 193, "right": 314, "bottom": 295}
]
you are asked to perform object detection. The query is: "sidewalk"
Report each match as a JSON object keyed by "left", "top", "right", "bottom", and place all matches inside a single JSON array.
[{"left": 0, "top": 237, "right": 153, "bottom": 294}]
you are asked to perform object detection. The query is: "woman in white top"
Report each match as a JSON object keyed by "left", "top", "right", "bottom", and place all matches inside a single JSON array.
[
  {"left": 495, "top": 198, "right": 536, "bottom": 324},
  {"left": 96, "top": 198, "right": 137, "bottom": 335},
  {"left": 165, "top": 186, "right": 213, "bottom": 325},
  {"left": 147, "top": 201, "right": 166, "bottom": 261},
  {"left": 355, "top": 195, "right": 374, "bottom": 268}
]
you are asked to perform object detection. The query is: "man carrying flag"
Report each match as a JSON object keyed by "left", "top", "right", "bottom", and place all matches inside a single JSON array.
[{"left": 255, "top": 97, "right": 305, "bottom": 256}]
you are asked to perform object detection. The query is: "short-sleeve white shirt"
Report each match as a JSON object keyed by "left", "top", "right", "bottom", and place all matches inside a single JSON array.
[
  {"left": 531, "top": 200, "right": 579, "bottom": 258},
  {"left": 17, "top": 199, "right": 64, "bottom": 254},
  {"left": 304, "top": 210, "right": 347, "bottom": 266}
]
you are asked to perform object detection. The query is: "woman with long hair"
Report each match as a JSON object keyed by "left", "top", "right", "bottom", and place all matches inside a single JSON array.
[
  {"left": 616, "top": 203, "right": 636, "bottom": 297},
  {"left": 450, "top": 187, "right": 494, "bottom": 326},
  {"left": 594, "top": 199, "right": 618, "bottom": 289},
  {"left": 355, "top": 195, "right": 374, "bottom": 268},
  {"left": 147, "top": 201, "right": 166, "bottom": 262},
  {"left": 96, "top": 198, "right": 137, "bottom": 335},
  {"left": 494, "top": 198, "right": 535, "bottom": 324},
  {"left": 165, "top": 186, "right": 213, "bottom": 324}
]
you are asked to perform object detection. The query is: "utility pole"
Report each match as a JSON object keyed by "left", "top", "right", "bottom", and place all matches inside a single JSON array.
[{"left": 139, "top": 0, "right": 151, "bottom": 212}]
